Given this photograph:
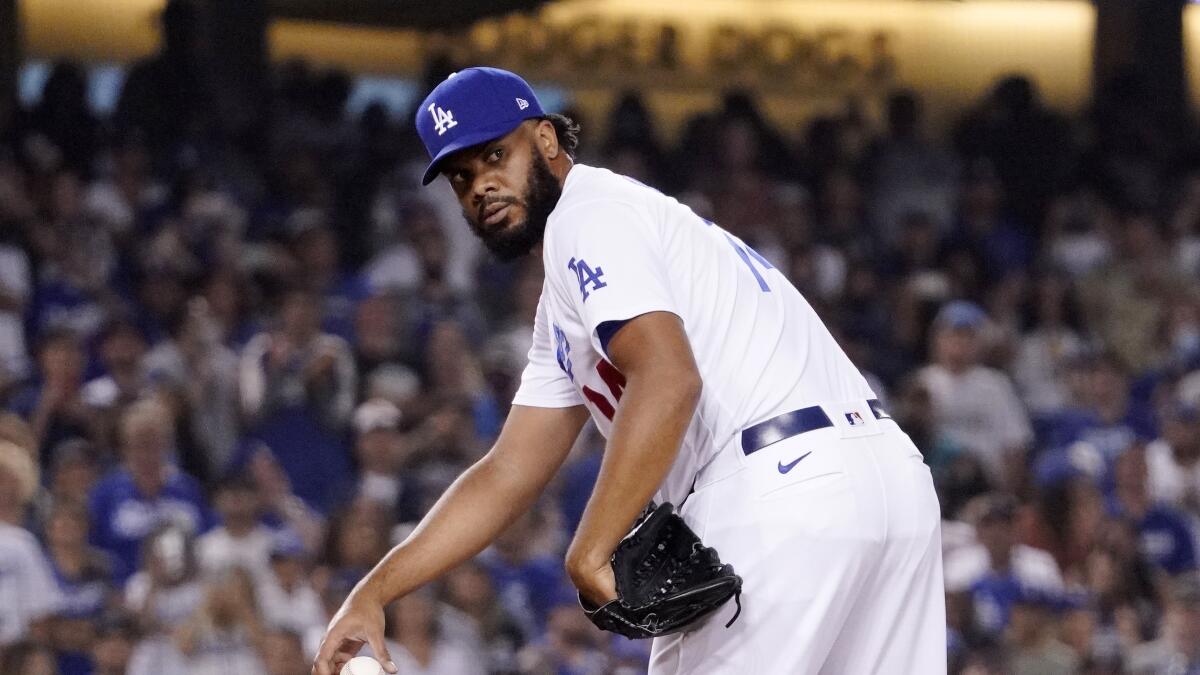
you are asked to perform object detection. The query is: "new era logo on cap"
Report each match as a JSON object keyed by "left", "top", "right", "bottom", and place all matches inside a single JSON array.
[{"left": 414, "top": 67, "right": 547, "bottom": 185}]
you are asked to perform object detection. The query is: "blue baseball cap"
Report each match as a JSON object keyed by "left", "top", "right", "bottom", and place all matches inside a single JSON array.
[
  {"left": 934, "top": 300, "right": 987, "bottom": 330},
  {"left": 415, "top": 67, "right": 546, "bottom": 185}
]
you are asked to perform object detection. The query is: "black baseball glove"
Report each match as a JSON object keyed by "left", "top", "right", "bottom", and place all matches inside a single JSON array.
[{"left": 579, "top": 502, "right": 743, "bottom": 639}]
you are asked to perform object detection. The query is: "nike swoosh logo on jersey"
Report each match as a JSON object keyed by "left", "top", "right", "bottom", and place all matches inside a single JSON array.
[{"left": 777, "top": 451, "right": 812, "bottom": 474}]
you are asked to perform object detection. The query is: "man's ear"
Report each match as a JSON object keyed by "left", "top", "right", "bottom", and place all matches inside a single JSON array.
[{"left": 534, "top": 119, "right": 561, "bottom": 160}]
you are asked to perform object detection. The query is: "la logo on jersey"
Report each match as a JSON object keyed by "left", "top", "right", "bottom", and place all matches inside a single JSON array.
[
  {"left": 427, "top": 103, "right": 458, "bottom": 136},
  {"left": 567, "top": 257, "right": 607, "bottom": 301}
]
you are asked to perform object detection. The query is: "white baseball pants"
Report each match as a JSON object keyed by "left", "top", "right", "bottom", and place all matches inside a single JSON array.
[{"left": 649, "top": 402, "right": 946, "bottom": 675}]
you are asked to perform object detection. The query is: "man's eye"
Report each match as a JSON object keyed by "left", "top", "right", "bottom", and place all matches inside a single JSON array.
[{"left": 487, "top": 148, "right": 503, "bottom": 162}]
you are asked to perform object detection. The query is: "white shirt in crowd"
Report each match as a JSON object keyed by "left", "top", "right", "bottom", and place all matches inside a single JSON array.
[
  {"left": 917, "top": 363, "right": 1034, "bottom": 483},
  {"left": 126, "top": 636, "right": 188, "bottom": 675},
  {"left": 196, "top": 525, "right": 277, "bottom": 579},
  {"left": 0, "top": 244, "right": 30, "bottom": 382},
  {"left": 254, "top": 568, "right": 327, "bottom": 639},
  {"left": 0, "top": 522, "right": 62, "bottom": 646},
  {"left": 381, "top": 638, "right": 488, "bottom": 675},
  {"left": 512, "top": 165, "right": 876, "bottom": 506},
  {"left": 124, "top": 574, "right": 205, "bottom": 630},
  {"left": 943, "top": 541, "right": 1064, "bottom": 594},
  {"left": 1146, "top": 438, "right": 1200, "bottom": 509},
  {"left": 1012, "top": 328, "right": 1083, "bottom": 415}
]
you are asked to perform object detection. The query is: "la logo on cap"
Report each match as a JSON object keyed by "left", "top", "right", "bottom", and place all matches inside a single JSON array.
[
  {"left": 427, "top": 102, "right": 457, "bottom": 136},
  {"left": 516, "top": 97, "right": 530, "bottom": 110}
]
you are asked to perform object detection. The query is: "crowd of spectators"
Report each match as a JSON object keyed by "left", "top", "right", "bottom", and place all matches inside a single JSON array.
[{"left": 3, "top": 5, "right": 1200, "bottom": 675}]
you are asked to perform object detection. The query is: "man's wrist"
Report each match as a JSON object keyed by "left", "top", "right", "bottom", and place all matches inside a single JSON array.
[{"left": 348, "top": 578, "right": 386, "bottom": 607}]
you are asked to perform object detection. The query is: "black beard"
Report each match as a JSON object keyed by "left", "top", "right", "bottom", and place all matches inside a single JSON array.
[{"left": 464, "top": 148, "right": 562, "bottom": 262}]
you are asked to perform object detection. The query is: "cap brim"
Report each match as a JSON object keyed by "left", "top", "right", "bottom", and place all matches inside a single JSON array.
[{"left": 420, "top": 117, "right": 530, "bottom": 185}]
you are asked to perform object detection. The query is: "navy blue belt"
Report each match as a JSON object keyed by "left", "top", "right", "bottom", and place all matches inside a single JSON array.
[{"left": 741, "top": 399, "right": 891, "bottom": 456}]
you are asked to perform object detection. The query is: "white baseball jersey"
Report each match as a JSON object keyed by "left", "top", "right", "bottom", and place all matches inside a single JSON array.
[
  {"left": 512, "top": 164, "right": 876, "bottom": 503},
  {"left": 512, "top": 164, "right": 946, "bottom": 674}
]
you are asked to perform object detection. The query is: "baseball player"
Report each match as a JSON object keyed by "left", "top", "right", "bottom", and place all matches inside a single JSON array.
[{"left": 313, "top": 67, "right": 946, "bottom": 675}]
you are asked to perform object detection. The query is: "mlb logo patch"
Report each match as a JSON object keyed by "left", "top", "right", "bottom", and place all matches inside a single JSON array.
[{"left": 845, "top": 411, "right": 864, "bottom": 426}]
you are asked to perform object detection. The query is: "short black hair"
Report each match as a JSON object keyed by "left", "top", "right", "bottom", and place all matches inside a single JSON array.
[{"left": 540, "top": 113, "right": 580, "bottom": 159}]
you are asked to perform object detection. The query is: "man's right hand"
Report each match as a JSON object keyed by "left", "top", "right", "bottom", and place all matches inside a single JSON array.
[{"left": 311, "top": 592, "right": 397, "bottom": 675}]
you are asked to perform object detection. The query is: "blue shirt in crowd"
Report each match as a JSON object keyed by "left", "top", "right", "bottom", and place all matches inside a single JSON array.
[{"left": 87, "top": 467, "right": 214, "bottom": 581}]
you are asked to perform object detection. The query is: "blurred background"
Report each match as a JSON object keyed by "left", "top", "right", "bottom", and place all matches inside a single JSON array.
[{"left": 2, "top": 0, "right": 1200, "bottom": 673}]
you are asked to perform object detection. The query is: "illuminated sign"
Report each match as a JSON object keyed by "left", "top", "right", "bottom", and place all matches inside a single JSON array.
[{"left": 457, "top": 14, "right": 897, "bottom": 93}]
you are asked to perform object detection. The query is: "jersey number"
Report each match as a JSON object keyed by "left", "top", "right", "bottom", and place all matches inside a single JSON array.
[
  {"left": 582, "top": 359, "right": 626, "bottom": 420},
  {"left": 700, "top": 217, "right": 774, "bottom": 292},
  {"left": 723, "top": 232, "right": 774, "bottom": 292}
]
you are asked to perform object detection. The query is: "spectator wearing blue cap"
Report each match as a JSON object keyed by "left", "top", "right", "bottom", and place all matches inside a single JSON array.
[
  {"left": 917, "top": 300, "right": 1033, "bottom": 491},
  {"left": 1041, "top": 351, "right": 1156, "bottom": 473},
  {"left": 1006, "top": 583, "right": 1080, "bottom": 675}
]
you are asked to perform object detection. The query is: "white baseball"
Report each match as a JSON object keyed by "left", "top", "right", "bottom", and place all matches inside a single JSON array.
[{"left": 340, "top": 656, "right": 386, "bottom": 675}]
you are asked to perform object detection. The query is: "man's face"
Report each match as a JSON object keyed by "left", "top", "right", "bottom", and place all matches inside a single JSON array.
[
  {"left": 122, "top": 418, "right": 168, "bottom": 475},
  {"left": 977, "top": 516, "right": 1015, "bottom": 560},
  {"left": 40, "top": 339, "right": 83, "bottom": 383},
  {"left": 933, "top": 325, "right": 978, "bottom": 368},
  {"left": 102, "top": 329, "right": 146, "bottom": 371},
  {"left": 215, "top": 487, "right": 259, "bottom": 526},
  {"left": 440, "top": 121, "right": 563, "bottom": 261}
]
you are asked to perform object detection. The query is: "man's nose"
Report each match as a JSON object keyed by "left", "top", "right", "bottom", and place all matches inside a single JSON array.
[{"left": 472, "top": 173, "right": 500, "bottom": 203}]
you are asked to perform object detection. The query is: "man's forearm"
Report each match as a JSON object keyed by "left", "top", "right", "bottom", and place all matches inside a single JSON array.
[
  {"left": 353, "top": 453, "right": 543, "bottom": 604},
  {"left": 567, "top": 369, "right": 701, "bottom": 573}
]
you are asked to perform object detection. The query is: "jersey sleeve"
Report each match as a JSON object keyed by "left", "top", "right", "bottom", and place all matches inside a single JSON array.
[
  {"left": 550, "top": 201, "right": 679, "bottom": 354},
  {"left": 512, "top": 290, "right": 584, "bottom": 408}
]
